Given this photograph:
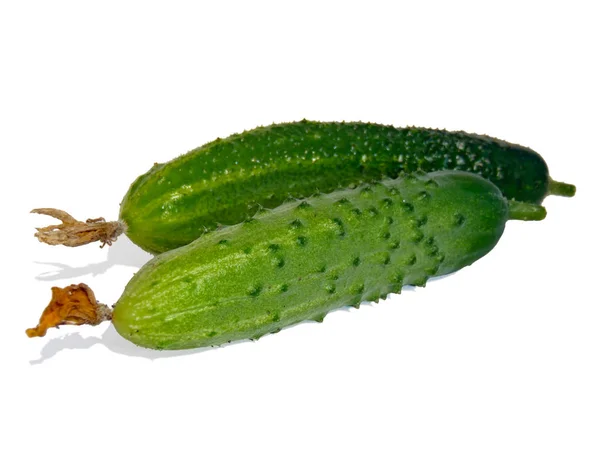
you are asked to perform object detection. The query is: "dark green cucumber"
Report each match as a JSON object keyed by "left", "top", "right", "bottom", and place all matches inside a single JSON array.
[
  {"left": 112, "top": 171, "right": 546, "bottom": 350},
  {"left": 120, "top": 120, "right": 573, "bottom": 254}
]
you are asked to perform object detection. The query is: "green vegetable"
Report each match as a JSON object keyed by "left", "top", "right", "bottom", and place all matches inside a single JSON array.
[
  {"left": 110, "top": 171, "right": 545, "bottom": 350},
  {"left": 33, "top": 120, "right": 573, "bottom": 254},
  {"left": 119, "top": 121, "right": 572, "bottom": 254}
]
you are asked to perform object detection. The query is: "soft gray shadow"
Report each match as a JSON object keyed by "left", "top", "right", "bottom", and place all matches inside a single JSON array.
[
  {"left": 29, "top": 325, "right": 246, "bottom": 365},
  {"left": 34, "top": 236, "right": 152, "bottom": 281}
]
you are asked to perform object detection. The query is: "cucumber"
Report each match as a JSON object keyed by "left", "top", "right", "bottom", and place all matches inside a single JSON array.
[
  {"left": 33, "top": 121, "right": 574, "bottom": 255},
  {"left": 108, "top": 171, "right": 545, "bottom": 350}
]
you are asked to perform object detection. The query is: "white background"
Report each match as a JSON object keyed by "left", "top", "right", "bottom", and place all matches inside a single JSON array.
[{"left": 1, "top": 1, "right": 598, "bottom": 449}]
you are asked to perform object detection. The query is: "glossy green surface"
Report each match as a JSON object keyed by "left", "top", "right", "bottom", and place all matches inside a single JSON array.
[
  {"left": 113, "top": 171, "right": 525, "bottom": 350},
  {"left": 119, "top": 120, "right": 559, "bottom": 254}
]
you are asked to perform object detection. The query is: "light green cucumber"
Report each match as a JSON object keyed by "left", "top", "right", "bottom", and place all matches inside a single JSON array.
[{"left": 112, "top": 171, "right": 546, "bottom": 350}]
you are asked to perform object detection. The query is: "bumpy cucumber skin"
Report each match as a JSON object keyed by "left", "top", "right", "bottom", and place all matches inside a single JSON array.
[
  {"left": 113, "top": 171, "right": 509, "bottom": 350},
  {"left": 120, "top": 121, "right": 547, "bottom": 254}
]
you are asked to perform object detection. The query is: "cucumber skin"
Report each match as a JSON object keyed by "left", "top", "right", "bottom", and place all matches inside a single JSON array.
[
  {"left": 120, "top": 121, "right": 547, "bottom": 254},
  {"left": 113, "top": 171, "right": 509, "bottom": 350}
]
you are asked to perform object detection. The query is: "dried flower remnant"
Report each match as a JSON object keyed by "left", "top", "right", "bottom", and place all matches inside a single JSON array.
[
  {"left": 26, "top": 283, "right": 111, "bottom": 338},
  {"left": 31, "top": 208, "right": 125, "bottom": 248}
]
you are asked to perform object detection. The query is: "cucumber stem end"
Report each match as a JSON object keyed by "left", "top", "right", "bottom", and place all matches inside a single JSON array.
[
  {"left": 548, "top": 179, "right": 576, "bottom": 198},
  {"left": 508, "top": 200, "right": 547, "bottom": 221}
]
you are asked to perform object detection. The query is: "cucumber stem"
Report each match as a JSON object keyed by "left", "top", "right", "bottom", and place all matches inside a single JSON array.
[
  {"left": 508, "top": 200, "right": 547, "bottom": 221},
  {"left": 31, "top": 208, "right": 125, "bottom": 248},
  {"left": 26, "top": 284, "right": 111, "bottom": 338},
  {"left": 547, "top": 179, "right": 576, "bottom": 197}
]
